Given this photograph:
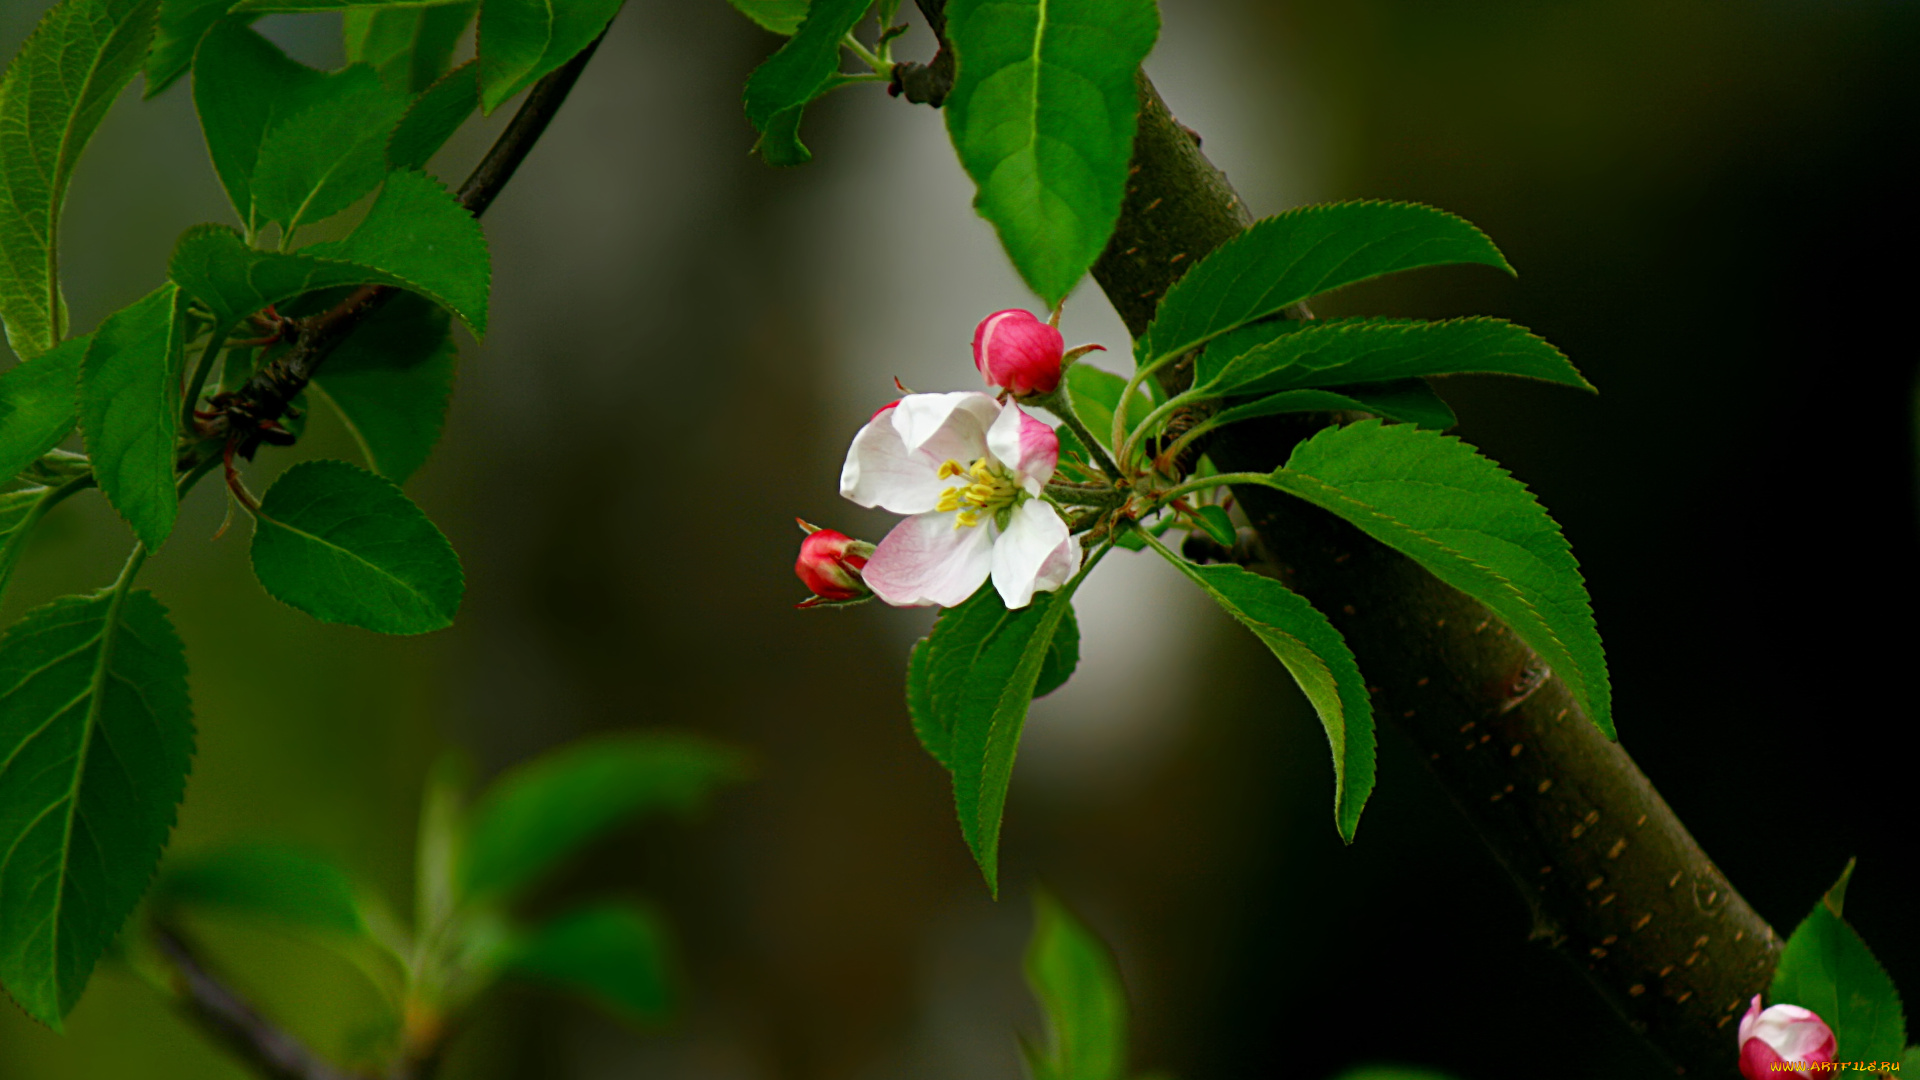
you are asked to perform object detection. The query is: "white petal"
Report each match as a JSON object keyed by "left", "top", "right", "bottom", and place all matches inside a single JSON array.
[
  {"left": 892, "top": 391, "right": 1000, "bottom": 462},
  {"left": 991, "top": 500, "right": 1079, "bottom": 609},
  {"left": 986, "top": 403, "right": 1059, "bottom": 494},
  {"left": 864, "top": 512, "right": 996, "bottom": 608},
  {"left": 840, "top": 407, "right": 944, "bottom": 514}
]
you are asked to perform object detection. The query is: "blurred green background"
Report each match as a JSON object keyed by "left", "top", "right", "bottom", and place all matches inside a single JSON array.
[{"left": 2, "top": 0, "right": 1914, "bottom": 1077}]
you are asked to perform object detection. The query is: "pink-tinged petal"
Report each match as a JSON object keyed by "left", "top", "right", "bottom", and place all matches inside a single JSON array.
[
  {"left": 841, "top": 410, "right": 943, "bottom": 514},
  {"left": 990, "top": 500, "right": 1077, "bottom": 609},
  {"left": 986, "top": 403, "right": 1059, "bottom": 492},
  {"left": 865, "top": 512, "right": 995, "bottom": 608},
  {"left": 1738, "top": 996, "right": 1764, "bottom": 1045},
  {"left": 891, "top": 391, "right": 1000, "bottom": 461},
  {"left": 1740, "top": 1036, "right": 1789, "bottom": 1080},
  {"left": 1769, "top": 1011, "right": 1836, "bottom": 1063}
]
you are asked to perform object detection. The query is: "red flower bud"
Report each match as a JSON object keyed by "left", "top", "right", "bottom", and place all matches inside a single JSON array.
[
  {"left": 795, "top": 523, "right": 875, "bottom": 605},
  {"left": 973, "top": 309, "right": 1065, "bottom": 396},
  {"left": 1737, "top": 997, "right": 1836, "bottom": 1080}
]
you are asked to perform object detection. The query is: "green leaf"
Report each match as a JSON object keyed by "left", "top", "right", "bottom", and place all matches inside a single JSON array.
[
  {"left": 191, "top": 23, "right": 329, "bottom": 233},
  {"left": 0, "top": 335, "right": 89, "bottom": 482},
  {"left": 387, "top": 60, "right": 479, "bottom": 172},
  {"left": 0, "top": 0, "right": 163, "bottom": 360},
  {"left": 1770, "top": 860, "right": 1907, "bottom": 1062},
  {"left": 145, "top": 0, "right": 242, "bottom": 97},
  {"left": 249, "top": 458, "right": 464, "bottom": 634},
  {"left": 943, "top": 0, "right": 1159, "bottom": 307},
  {"left": 1192, "top": 505, "right": 1235, "bottom": 547},
  {"left": 1208, "top": 380, "right": 1458, "bottom": 432},
  {"left": 1256, "top": 420, "right": 1612, "bottom": 738},
  {"left": 922, "top": 570, "right": 1096, "bottom": 895},
  {"left": 171, "top": 174, "right": 488, "bottom": 335},
  {"left": 1032, "top": 603, "right": 1079, "bottom": 699},
  {"left": 343, "top": 0, "right": 475, "bottom": 92},
  {"left": 80, "top": 287, "right": 190, "bottom": 551},
  {"left": 0, "top": 587, "right": 194, "bottom": 1028},
  {"left": 1064, "top": 365, "right": 1149, "bottom": 453},
  {"left": 1023, "top": 887, "right": 1128, "bottom": 1080},
  {"left": 1145, "top": 541, "right": 1374, "bottom": 841},
  {"left": 1192, "top": 317, "right": 1592, "bottom": 398},
  {"left": 0, "top": 486, "right": 62, "bottom": 607},
  {"left": 727, "top": 0, "right": 810, "bottom": 35},
  {"left": 252, "top": 63, "right": 410, "bottom": 234},
  {"left": 475, "top": 0, "right": 623, "bottom": 115},
  {"left": 505, "top": 902, "right": 674, "bottom": 1022},
  {"left": 233, "top": 0, "right": 470, "bottom": 11},
  {"left": 462, "top": 732, "right": 747, "bottom": 900},
  {"left": 309, "top": 169, "right": 490, "bottom": 334},
  {"left": 154, "top": 843, "right": 365, "bottom": 934},
  {"left": 312, "top": 293, "right": 456, "bottom": 482},
  {"left": 740, "top": 0, "right": 869, "bottom": 166},
  {"left": 1135, "top": 201, "right": 1513, "bottom": 369}
]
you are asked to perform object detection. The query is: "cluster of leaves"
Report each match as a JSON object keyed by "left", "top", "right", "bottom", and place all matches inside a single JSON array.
[
  {"left": 147, "top": 732, "right": 746, "bottom": 1064},
  {"left": 1768, "top": 861, "right": 1917, "bottom": 1073},
  {"left": 0, "top": 0, "right": 618, "bottom": 1028}
]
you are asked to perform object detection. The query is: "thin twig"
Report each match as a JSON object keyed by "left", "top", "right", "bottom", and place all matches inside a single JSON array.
[
  {"left": 154, "top": 927, "right": 369, "bottom": 1080},
  {"left": 192, "top": 34, "right": 608, "bottom": 466}
]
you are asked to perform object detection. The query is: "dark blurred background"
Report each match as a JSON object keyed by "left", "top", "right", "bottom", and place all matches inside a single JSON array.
[{"left": 1, "top": 0, "right": 1914, "bottom": 1077}]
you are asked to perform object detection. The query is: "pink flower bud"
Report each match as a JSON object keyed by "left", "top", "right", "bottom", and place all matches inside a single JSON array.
[
  {"left": 1738, "top": 996, "right": 1837, "bottom": 1079},
  {"left": 973, "top": 309, "right": 1065, "bottom": 396},
  {"left": 795, "top": 524, "right": 875, "bottom": 605}
]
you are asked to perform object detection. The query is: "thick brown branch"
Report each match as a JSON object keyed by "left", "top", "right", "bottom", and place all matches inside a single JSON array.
[
  {"left": 1087, "top": 76, "right": 1776, "bottom": 1077},
  {"left": 155, "top": 927, "right": 368, "bottom": 1080},
  {"left": 194, "top": 35, "right": 606, "bottom": 463}
]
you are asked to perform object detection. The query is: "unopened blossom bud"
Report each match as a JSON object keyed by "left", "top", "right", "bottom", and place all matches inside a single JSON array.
[
  {"left": 795, "top": 521, "right": 875, "bottom": 606},
  {"left": 1738, "top": 996, "right": 1836, "bottom": 1079},
  {"left": 973, "top": 309, "right": 1065, "bottom": 396}
]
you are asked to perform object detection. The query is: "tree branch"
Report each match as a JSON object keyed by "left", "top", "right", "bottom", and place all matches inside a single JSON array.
[
  {"left": 154, "top": 927, "right": 369, "bottom": 1080},
  {"left": 891, "top": 21, "right": 1776, "bottom": 1071},
  {"left": 193, "top": 35, "right": 607, "bottom": 464}
]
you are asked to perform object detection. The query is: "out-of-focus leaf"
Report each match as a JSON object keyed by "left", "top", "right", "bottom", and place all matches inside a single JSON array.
[
  {"left": 0, "top": 588, "right": 193, "bottom": 1029},
  {"left": 475, "top": 0, "right": 623, "bottom": 114},
  {"left": 727, "top": 0, "right": 809, "bottom": 35},
  {"left": 251, "top": 64, "right": 410, "bottom": 234},
  {"left": 740, "top": 0, "right": 868, "bottom": 165},
  {"left": 462, "top": 732, "right": 747, "bottom": 900},
  {"left": 505, "top": 902, "right": 674, "bottom": 1022},
  {"left": 249, "top": 459, "right": 464, "bottom": 634},
  {"left": 1022, "top": 888, "right": 1127, "bottom": 1080},
  {"left": 943, "top": 0, "right": 1159, "bottom": 306},
  {"left": 155, "top": 843, "right": 365, "bottom": 934},
  {"left": 343, "top": 0, "right": 475, "bottom": 92},
  {"left": 80, "top": 287, "right": 190, "bottom": 550},
  {"left": 0, "top": 0, "right": 163, "bottom": 360},
  {"left": 313, "top": 293, "right": 457, "bottom": 483},
  {"left": 1064, "top": 365, "right": 1150, "bottom": 453},
  {"left": 1135, "top": 202, "right": 1513, "bottom": 370}
]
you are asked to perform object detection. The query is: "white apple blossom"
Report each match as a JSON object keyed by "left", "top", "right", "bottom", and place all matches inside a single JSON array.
[{"left": 840, "top": 392, "right": 1080, "bottom": 609}]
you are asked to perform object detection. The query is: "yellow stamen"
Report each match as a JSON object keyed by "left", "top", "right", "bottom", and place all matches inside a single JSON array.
[
  {"left": 940, "top": 455, "right": 1022, "bottom": 529},
  {"left": 937, "top": 460, "right": 966, "bottom": 479}
]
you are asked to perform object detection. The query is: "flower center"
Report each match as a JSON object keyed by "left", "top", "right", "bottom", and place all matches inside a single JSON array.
[{"left": 934, "top": 458, "right": 1020, "bottom": 528}]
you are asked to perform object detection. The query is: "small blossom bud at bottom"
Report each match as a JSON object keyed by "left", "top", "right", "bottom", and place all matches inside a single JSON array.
[
  {"left": 973, "top": 309, "right": 1065, "bottom": 396},
  {"left": 1737, "top": 996, "right": 1836, "bottom": 1080},
  {"left": 795, "top": 526, "right": 875, "bottom": 604}
]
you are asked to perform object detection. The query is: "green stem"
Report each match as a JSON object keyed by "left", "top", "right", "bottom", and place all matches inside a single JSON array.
[
  {"left": 181, "top": 326, "right": 232, "bottom": 430},
  {"left": 1116, "top": 389, "right": 1198, "bottom": 473},
  {"left": 0, "top": 473, "right": 98, "bottom": 605},
  {"left": 843, "top": 33, "right": 887, "bottom": 74},
  {"left": 1029, "top": 385, "right": 1123, "bottom": 480},
  {"left": 1111, "top": 355, "right": 1179, "bottom": 456},
  {"left": 1149, "top": 470, "right": 1274, "bottom": 509}
]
